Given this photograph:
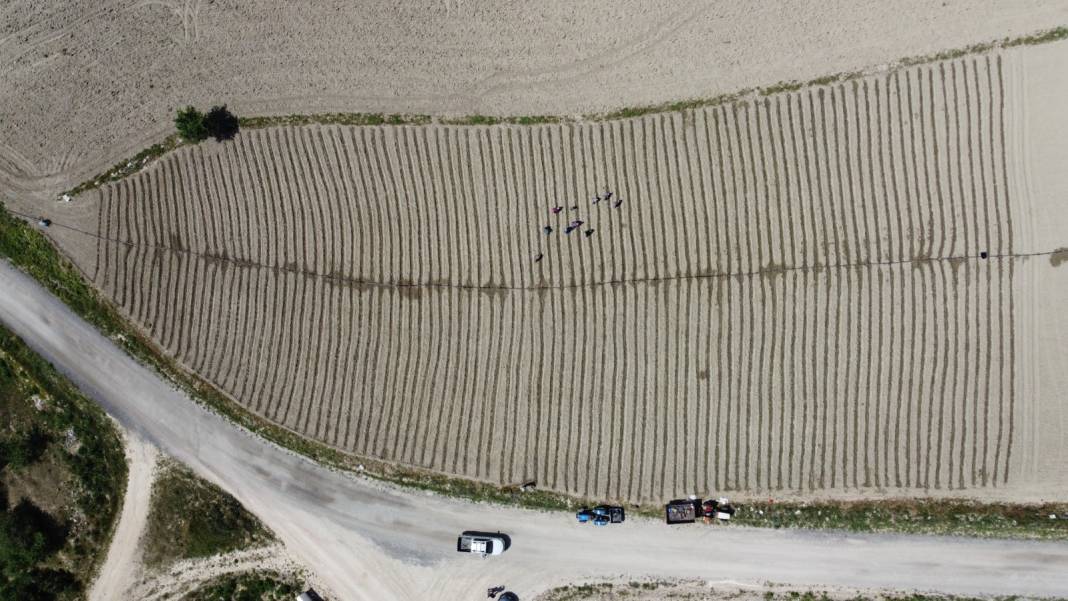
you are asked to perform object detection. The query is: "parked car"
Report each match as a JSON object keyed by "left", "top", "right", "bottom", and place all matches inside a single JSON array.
[
  {"left": 576, "top": 505, "right": 625, "bottom": 526},
  {"left": 457, "top": 531, "right": 508, "bottom": 556}
]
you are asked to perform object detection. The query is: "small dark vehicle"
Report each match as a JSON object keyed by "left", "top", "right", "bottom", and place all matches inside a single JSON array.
[
  {"left": 576, "top": 505, "right": 625, "bottom": 526},
  {"left": 665, "top": 498, "right": 701, "bottom": 524}
]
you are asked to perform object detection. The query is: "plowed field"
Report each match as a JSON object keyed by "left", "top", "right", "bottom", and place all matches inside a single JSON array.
[{"left": 79, "top": 54, "right": 1022, "bottom": 501}]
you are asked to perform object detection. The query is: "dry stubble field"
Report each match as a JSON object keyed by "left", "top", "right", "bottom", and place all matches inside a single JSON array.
[
  {"left": 55, "top": 50, "right": 1044, "bottom": 503},
  {"left": 1, "top": 1, "right": 1065, "bottom": 204}
]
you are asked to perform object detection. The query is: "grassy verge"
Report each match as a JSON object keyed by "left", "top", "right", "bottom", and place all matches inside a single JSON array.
[
  {"left": 239, "top": 112, "right": 431, "bottom": 129},
  {"left": 142, "top": 458, "right": 274, "bottom": 569},
  {"left": 0, "top": 322, "right": 127, "bottom": 600},
  {"left": 622, "top": 498, "right": 1068, "bottom": 540},
  {"left": 726, "top": 498, "right": 1068, "bottom": 539},
  {"left": 538, "top": 581, "right": 1057, "bottom": 601},
  {"left": 438, "top": 114, "right": 565, "bottom": 125},
  {"left": 182, "top": 570, "right": 302, "bottom": 601}
]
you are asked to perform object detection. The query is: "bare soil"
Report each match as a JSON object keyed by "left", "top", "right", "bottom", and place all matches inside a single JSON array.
[
  {"left": 1, "top": 1, "right": 1066, "bottom": 208},
  {"left": 89, "top": 431, "right": 158, "bottom": 601}
]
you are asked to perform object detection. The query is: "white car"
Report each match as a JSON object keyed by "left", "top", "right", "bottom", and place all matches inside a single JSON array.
[{"left": 456, "top": 531, "right": 508, "bottom": 557}]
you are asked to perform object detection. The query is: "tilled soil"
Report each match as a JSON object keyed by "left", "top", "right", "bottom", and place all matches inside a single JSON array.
[{"left": 52, "top": 49, "right": 1057, "bottom": 503}]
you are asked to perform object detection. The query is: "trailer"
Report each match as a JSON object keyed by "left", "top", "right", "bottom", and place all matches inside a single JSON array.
[
  {"left": 701, "top": 497, "right": 736, "bottom": 522},
  {"left": 665, "top": 499, "right": 700, "bottom": 524}
]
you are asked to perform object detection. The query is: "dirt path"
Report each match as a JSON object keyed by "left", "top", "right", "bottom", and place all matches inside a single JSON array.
[
  {"left": 2, "top": 261, "right": 1066, "bottom": 601},
  {"left": 89, "top": 429, "right": 159, "bottom": 601},
  {"left": 129, "top": 543, "right": 308, "bottom": 601}
]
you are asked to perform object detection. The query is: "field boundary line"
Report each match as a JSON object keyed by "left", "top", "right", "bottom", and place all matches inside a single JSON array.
[{"left": 19, "top": 207, "right": 1065, "bottom": 292}]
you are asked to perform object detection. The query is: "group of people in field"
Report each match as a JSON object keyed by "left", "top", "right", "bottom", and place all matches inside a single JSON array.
[{"left": 533, "top": 188, "right": 624, "bottom": 263}]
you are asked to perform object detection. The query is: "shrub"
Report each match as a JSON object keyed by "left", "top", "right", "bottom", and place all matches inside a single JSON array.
[
  {"left": 174, "top": 106, "right": 208, "bottom": 142},
  {"left": 204, "top": 105, "right": 240, "bottom": 141},
  {"left": 0, "top": 427, "right": 51, "bottom": 470}
]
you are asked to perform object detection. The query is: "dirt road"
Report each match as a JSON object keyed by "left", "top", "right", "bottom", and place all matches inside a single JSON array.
[
  {"left": 1, "top": 261, "right": 1066, "bottom": 600},
  {"left": 89, "top": 431, "right": 158, "bottom": 601}
]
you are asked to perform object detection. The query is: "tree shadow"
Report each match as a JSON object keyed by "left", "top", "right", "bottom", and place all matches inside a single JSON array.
[{"left": 205, "top": 105, "right": 240, "bottom": 141}]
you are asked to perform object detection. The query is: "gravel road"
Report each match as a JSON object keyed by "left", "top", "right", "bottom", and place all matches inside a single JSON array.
[{"left": 1, "top": 260, "right": 1065, "bottom": 600}]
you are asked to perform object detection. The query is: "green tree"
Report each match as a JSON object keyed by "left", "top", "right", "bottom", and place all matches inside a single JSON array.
[
  {"left": 0, "top": 427, "right": 51, "bottom": 470},
  {"left": 175, "top": 106, "right": 208, "bottom": 142},
  {"left": 0, "top": 500, "right": 73, "bottom": 600}
]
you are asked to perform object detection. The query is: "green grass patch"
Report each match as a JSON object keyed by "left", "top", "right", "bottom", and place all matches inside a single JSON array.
[
  {"left": 0, "top": 322, "right": 127, "bottom": 600},
  {"left": 439, "top": 114, "right": 564, "bottom": 125},
  {"left": 1004, "top": 25, "right": 1068, "bottom": 47},
  {"left": 239, "top": 112, "right": 432, "bottom": 129},
  {"left": 727, "top": 498, "right": 1068, "bottom": 539},
  {"left": 142, "top": 458, "right": 273, "bottom": 569},
  {"left": 539, "top": 582, "right": 1057, "bottom": 601},
  {"left": 182, "top": 570, "right": 302, "bottom": 601}
]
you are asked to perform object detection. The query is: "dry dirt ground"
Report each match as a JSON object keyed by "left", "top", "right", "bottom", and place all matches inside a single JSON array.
[
  {"left": 1, "top": 1, "right": 1066, "bottom": 204},
  {"left": 36, "top": 40, "right": 1068, "bottom": 505},
  {"left": 127, "top": 544, "right": 308, "bottom": 601},
  {"left": 86, "top": 429, "right": 319, "bottom": 600}
]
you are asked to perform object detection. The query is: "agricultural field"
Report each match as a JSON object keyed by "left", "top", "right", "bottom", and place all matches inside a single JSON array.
[{"left": 49, "top": 46, "right": 1061, "bottom": 505}]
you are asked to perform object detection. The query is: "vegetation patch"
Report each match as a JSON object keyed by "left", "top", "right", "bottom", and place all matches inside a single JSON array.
[
  {"left": 439, "top": 114, "right": 564, "bottom": 125},
  {"left": 727, "top": 498, "right": 1068, "bottom": 540},
  {"left": 142, "top": 458, "right": 274, "bottom": 570},
  {"left": 239, "top": 112, "right": 432, "bottom": 129},
  {"left": 538, "top": 581, "right": 1062, "bottom": 601},
  {"left": 181, "top": 570, "right": 302, "bottom": 601},
  {"left": 541, "top": 582, "right": 616, "bottom": 601},
  {"left": 0, "top": 323, "right": 126, "bottom": 600}
]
